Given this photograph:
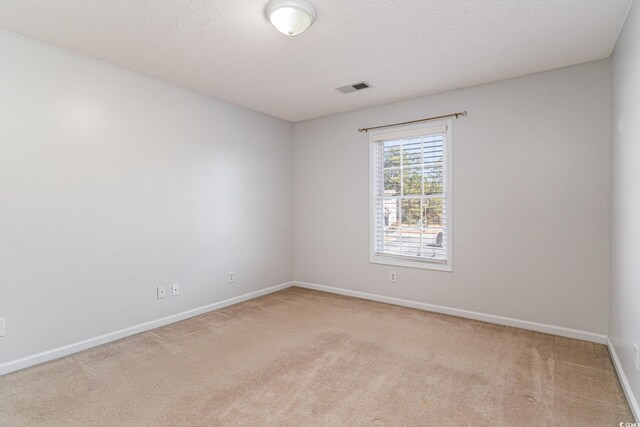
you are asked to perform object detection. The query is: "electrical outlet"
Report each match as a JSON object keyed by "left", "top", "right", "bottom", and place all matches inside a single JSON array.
[
  {"left": 172, "top": 283, "right": 180, "bottom": 296},
  {"left": 0, "top": 318, "right": 5, "bottom": 337},
  {"left": 389, "top": 271, "right": 397, "bottom": 283},
  {"left": 157, "top": 285, "right": 166, "bottom": 299},
  {"left": 228, "top": 272, "right": 235, "bottom": 283},
  {"left": 634, "top": 343, "right": 639, "bottom": 371}
]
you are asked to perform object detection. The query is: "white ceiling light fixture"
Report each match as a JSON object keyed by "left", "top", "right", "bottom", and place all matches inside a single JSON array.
[{"left": 266, "top": 0, "right": 317, "bottom": 36}]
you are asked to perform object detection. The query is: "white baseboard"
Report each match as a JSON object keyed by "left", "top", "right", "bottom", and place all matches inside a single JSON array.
[
  {"left": 294, "top": 281, "right": 608, "bottom": 344},
  {"left": 0, "top": 280, "right": 611, "bottom": 377},
  {"left": 0, "top": 281, "right": 294, "bottom": 376},
  {"left": 608, "top": 338, "right": 640, "bottom": 422}
]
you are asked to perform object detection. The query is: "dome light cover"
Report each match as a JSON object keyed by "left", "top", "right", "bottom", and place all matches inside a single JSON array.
[{"left": 266, "top": 0, "right": 317, "bottom": 36}]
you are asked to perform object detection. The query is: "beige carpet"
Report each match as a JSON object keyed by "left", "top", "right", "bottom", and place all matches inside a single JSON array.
[{"left": 0, "top": 287, "right": 634, "bottom": 426}]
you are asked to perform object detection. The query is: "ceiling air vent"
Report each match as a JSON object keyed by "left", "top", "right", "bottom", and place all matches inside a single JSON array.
[{"left": 336, "top": 81, "right": 371, "bottom": 94}]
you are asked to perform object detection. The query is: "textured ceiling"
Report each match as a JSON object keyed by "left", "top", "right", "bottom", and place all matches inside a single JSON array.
[{"left": 0, "top": 0, "right": 633, "bottom": 122}]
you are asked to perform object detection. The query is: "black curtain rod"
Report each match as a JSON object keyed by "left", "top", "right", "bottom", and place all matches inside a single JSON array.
[{"left": 358, "top": 111, "right": 467, "bottom": 133}]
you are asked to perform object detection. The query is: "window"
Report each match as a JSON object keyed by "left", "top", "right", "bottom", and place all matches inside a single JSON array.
[{"left": 370, "top": 120, "right": 452, "bottom": 271}]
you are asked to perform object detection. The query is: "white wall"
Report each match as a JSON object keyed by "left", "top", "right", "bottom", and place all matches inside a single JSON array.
[
  {"left": 294, "top": 60, "right": 611, "bottom": 336},
  {"left": 0, "top": 32, "right": 293, "bottom": 365},
  {"left": 611, "top": 0, "right": 640, "bottom": 417},
  {"left": 0, "top": 28, "right": 618, "bottom": 372}
]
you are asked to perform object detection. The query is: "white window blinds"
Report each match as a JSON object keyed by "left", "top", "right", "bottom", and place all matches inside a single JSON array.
[{"left": 371, "top": 123, "right": 451, "bottom": 268}]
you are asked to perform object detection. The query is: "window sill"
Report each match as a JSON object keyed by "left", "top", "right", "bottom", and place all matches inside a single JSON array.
[{"left": 369, "top": 254, "right": 452, "bottom": 272}]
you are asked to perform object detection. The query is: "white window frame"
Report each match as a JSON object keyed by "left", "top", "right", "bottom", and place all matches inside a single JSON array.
[{"left": 369, "top": 119, "right": 453, "bottom": 272}]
